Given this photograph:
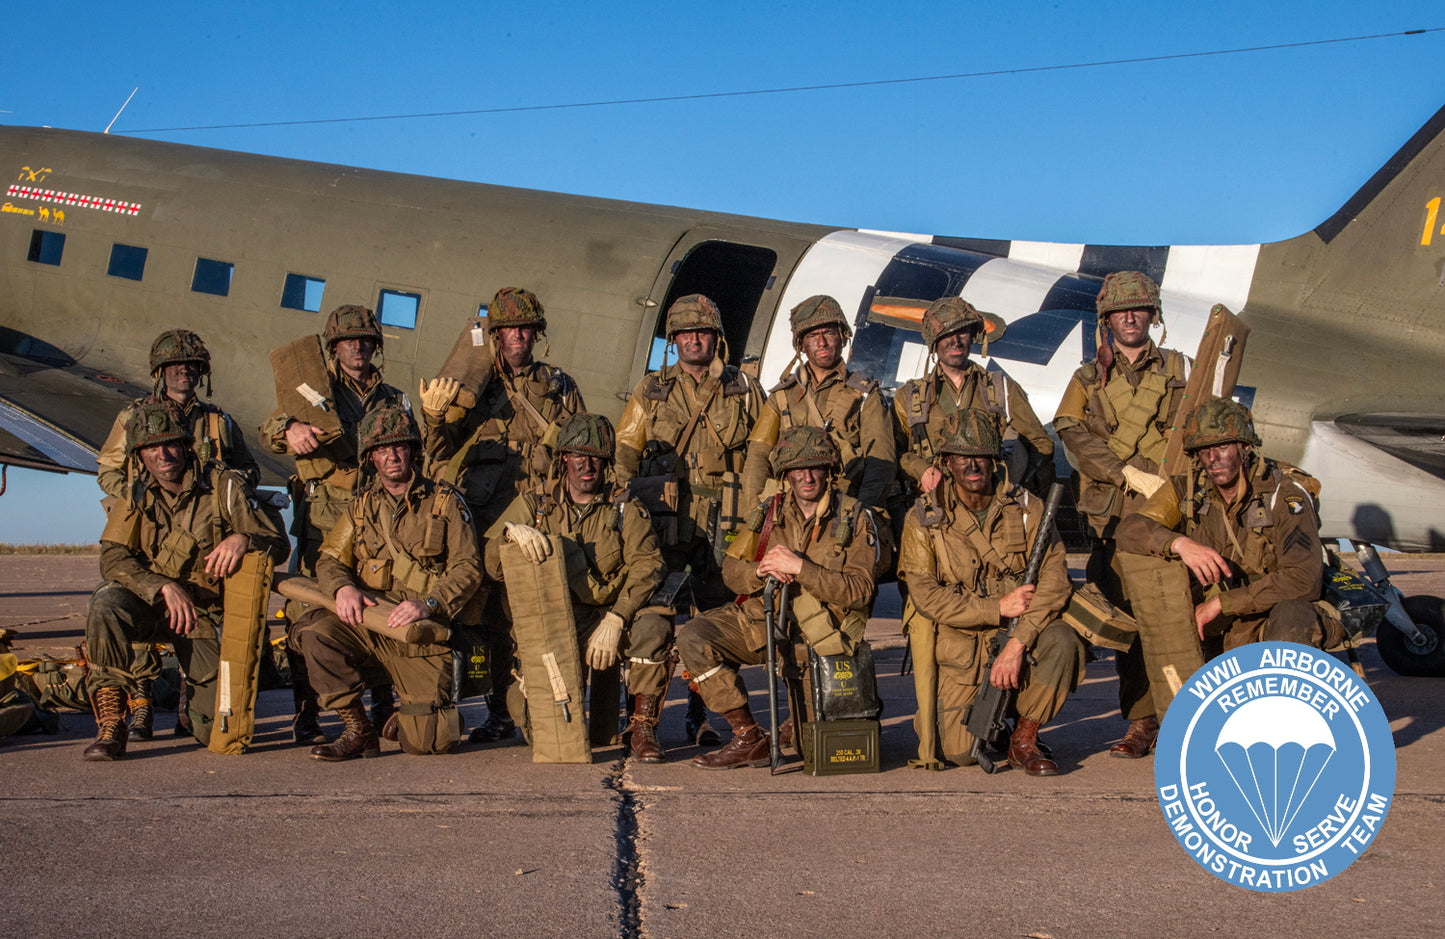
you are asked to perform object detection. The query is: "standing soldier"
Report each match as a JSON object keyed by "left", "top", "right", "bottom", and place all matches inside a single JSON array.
[
  {"left": 1052, "top": 271, "right": 1190, "bottom": 759},
  {"left": 677, "top": 424, "right": 883, "bottom": 769},
  {"left": 483, "top": 413, "right": 672, "bottom": 761},
  {"left": 741, "top": 294, "right": 894, "bottom": 513},
  {"left": 894, "top": 297, "right": 1054, "bottom": 498},
  {"left": 83, "top": 404, "right": 289, "bottom": 761},
  {"left": 98, "top": 329, "right": 259, "bottom": 497},
  {"left": 95, "top": 328, "right": 261, "bottom": 741},
  {"left": 615, "top": 293, "right": 763, "bottom": 745},
  {"left": 288, "top": 405, "right": 482, "bottom": 761},
  {"left": 261, "top": 304, "right": 409, "bottom": 745},
  {"left": 1116, "top": 398, "right": 1336, "bottom": 655},
  {"left": 418, "top": 287, "right": 585, "bottom": 743},
  {"left": 898, "top": 409, "right": 1083, "bottom": 775}
]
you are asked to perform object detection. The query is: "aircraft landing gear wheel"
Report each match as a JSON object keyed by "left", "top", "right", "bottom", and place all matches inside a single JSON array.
[{"left": 1376, "top": 595, "right": 1445, "bottom": 677}]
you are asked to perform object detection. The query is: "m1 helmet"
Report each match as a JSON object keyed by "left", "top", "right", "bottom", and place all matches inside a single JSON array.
[
  {"left": 126, "top": 402, "right": 190, "bottom": 455},
  {"left": 323, "top": 305, "right": 384, "bottom": 350},
  {"left": 488, "top": 287, "right": 547, "bottom": 333},
  {"left": 920, "top": 297, "right": 1007, "bottom": 351},
  {"left": 769, "top": 424, "right": 840, "bottom": 477},
  {"left": 1096, "top": 271, "right": 1161, "bottom": 321},
  {"left": 789, "top": 295, "right": 852, "bottom": 350},
  {"left": 664, "top": 294, "right": 723, "bottom": 341},
  {"left": 357, "top": 404, "right": 421, "bottom": 458},
  {"left": 937, "top": 408, "right": 1003, "bottom": 459},
  {"left": 556, "top": 412, "right": 616, "bottom": 461},
  {"left": 1183, "top": 397, "right": 1261, "bottom": 452},
  {"left": 148, "top": 329, "right": 211, "bottom": 377}
]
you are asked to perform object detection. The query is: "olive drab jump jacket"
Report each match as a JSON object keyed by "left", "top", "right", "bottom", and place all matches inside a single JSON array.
[
  {"left": 898, "top": 482, "right": 1071, "bottom": 651},
  {"left": 422, "top": 359, "right": 585, "bottom": 531},
  {"left": 615, "top": 357, "right": 762, "bottom": 538},
  {"left": 97, "top": 397, "right": 259, "bottom": 499},
  {"left": 723, "top": 489, "right": 883, "bottom": 653},
  {"left": 893, "top": 362, "right": 1053, "bottom": 488},
  {"left": 315, "top": 473, "right": 483, "bottom": 626},
  {"left": 1052, "top": 341, "right": 1189, "bottom": 538},
  {"left": 261, "top": 363, "right": 409, "bottom": 494},
  {"left": 483, "top": 481, "right": 666, "bottom": 625},
  {"left": 741, "top": 361, "right": 895, "bottom": 511},
  {"left": 99, "top": 467, "right": 289, "bottom": 608},
  {"left": 1115, "top": 455, "right": 1324, "bottom": 621}
]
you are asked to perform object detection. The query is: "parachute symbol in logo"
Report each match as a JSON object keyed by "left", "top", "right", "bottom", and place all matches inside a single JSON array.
[{"left": 1213, "top": 697, "right": 1336, "bottom": 847}]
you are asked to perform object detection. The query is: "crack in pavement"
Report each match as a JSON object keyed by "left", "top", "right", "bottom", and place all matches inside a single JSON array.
[{"left": 605, "top": 756, "right": 645, "bottom": 938}]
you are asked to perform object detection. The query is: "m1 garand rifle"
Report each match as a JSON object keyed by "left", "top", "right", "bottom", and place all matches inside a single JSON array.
[
  {"left": 762, "top": 576, "right": 790, "bottom": 774},
  {"left": 962, "top": 482, "right": 1065, "bottom": 773}
]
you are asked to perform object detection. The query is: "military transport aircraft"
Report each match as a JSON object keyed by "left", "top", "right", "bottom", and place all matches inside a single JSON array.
[{"left": 2, "top": 104, "right": 1444, "bottom": 671}]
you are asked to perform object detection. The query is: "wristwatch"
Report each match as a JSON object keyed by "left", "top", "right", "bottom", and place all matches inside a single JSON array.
[{"left": 424, "top": 596, "right": 440, "bottom": 614}]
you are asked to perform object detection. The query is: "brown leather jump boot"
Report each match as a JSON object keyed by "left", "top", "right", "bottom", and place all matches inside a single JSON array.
[
  {"left": 83, "top": 686, "right": 130, "bottom": 762},
  {"left": 1109, "top": 716, "right": 1160, "bottom": 759},
  {"left": 288, "top": 649, "right": 329, "bottom": 745},
  {"left": 309, "top": 704, "right": 380, "bottom": 761},
  {"left": 1008, "top": 717, "right": 1060, "bottom": 777},
  {"left": 691, "top": 707, "right": 770, "bottom": 770},
  {"left": 627, "top": 694, "right": 666, "bottom": 764}
]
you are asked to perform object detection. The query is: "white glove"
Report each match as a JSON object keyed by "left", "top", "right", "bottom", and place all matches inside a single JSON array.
[
  {"left": 1122, "top": 465, "right": 1167, "bottom": 499},
  {"left": 419, "top": 376, "right": 461, "bottom": 417},
  {"left": 586, "top": 612, "right": 625, "bottom": 671},
  {"left": 504, "top": 522, "right": 551, "bottom": 564}
]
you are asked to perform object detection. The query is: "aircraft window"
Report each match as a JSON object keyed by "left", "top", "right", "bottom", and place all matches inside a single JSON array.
[
  {"left": 281, "top": 273, "right": 326, "bottom": 312},
  {"left": 646, "top": 336, "right": 679, "bottom": 371},
  {"left": 377, "top": 289, "right": 420, "bottom": 329},
  {"left": 107, "top": 244, "right": 148, "bottom": 281},
  {"left": 192, "top": 257, "right": 234, "bottom": 296},
  {"left": 27, "top": 230, "right": 65, "bottom": 266}
]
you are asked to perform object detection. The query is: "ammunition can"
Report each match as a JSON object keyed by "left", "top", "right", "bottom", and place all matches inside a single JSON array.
[{"left": 801, "top": 719, "right": 880, "bottom": 776}]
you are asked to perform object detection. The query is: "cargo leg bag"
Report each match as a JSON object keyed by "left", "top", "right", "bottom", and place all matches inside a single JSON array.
[
  {"left": 500, "top": 538, "right": 590, "bottom": 763},
  {"left": 210, "top": 552, "right": 275, "bottom": 755}
]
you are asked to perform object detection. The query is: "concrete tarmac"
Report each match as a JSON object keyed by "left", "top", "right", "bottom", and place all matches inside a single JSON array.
[{"left": 2, "top": 553, "right": 1443, "bottom": 938}]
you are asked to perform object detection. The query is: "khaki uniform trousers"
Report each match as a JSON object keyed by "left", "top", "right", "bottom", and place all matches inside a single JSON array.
[
  {"left": 84, "top": 582, "right": 221, "bottom": 745},
  {"left": 677, "top": 604, "right": 814, "bottom": 716},
  {"left": 929, "top": 620, "right": 1082, "bottom": 766},
  {"left": 288, "top": 609, "right": 451, "bottom": 713},
  {"left": 1211, "top": 597, "right": 1339, "bottom": 656}
]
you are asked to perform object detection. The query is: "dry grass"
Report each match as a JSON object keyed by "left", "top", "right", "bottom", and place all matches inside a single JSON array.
[{"left": 0, "top": 543, "right": 99, "bottom": 555}]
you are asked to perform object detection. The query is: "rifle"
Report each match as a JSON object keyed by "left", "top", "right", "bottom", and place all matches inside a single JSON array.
[
  {"left": 962, "top": 482, "right": 1065, "bottom": 773},
  {"left": 762, "top": 576, "right": 789, "bottom": 774}
]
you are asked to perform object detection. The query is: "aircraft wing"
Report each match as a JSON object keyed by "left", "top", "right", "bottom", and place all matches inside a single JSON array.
[
  {"left": 1332, "top": 414, "right": 1445, "bottom": 478},
  {"left": 0, "top": 350, "right": 146, "bottom": 474}
]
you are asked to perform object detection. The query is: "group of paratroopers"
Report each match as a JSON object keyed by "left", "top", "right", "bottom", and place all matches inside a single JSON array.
[{"left": 70, "top": 271, "right": 1338, "bottom": 777}]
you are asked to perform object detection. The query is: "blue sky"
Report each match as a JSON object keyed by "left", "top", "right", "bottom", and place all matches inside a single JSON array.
[{"left": 2, "top": 2, "right": 1442, "bottom": 542}]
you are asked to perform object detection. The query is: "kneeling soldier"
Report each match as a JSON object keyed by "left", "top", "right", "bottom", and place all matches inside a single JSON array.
[
  {"left": 84, "top": 404, "right": 288, "bottom": 760},
  {"left": 898, "top": 409, "right": 1083, "bottom": 775},
  {"left": 289, "top": 405, "right": 482, "bottom": 760},
  {"left": 484, "top": 413, "right": 671, "bottom": 760},
  {"left": 1116, "top": 397, "right": 1335, "bottom": 654},
  {"left": 678, "top": 425, "right": 884, "bottom": 770}
]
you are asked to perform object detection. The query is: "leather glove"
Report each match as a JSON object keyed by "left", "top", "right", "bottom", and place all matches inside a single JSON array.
[
  {"left": 585, "top": 612, "right": 625, "bottom": 671},
  {"left": 419, "top": 377, "right": 461, "bottom": 417},
  {"left": 1122, "top": 465, "right": 1167, "bottom": 499},
  {"left": 504, "top": 522, "right": 551, "bottom": 564}
]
